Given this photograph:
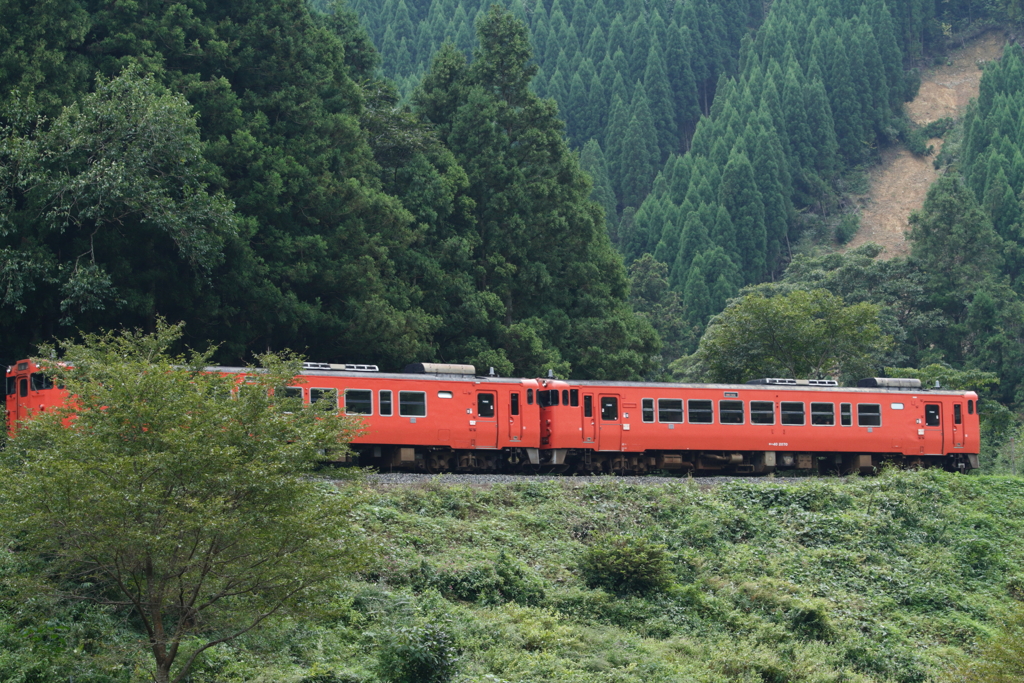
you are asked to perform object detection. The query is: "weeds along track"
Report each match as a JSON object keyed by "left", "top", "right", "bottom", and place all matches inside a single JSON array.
[{"left": 360, "top": 472, "right": 853, "bottom": 488}]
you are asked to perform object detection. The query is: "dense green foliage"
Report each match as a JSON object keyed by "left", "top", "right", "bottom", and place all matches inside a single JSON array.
[
  {"left": 680, "top": 288, "right": 891, "bottom": 383},
  {"left": 5, "top": 472, "right": 1024, "bottom": 681},
  {"left": 0, "top": 323, "right": 366, "bottom": 683},
  {"left": 342, "top": 0, "right": 1017, "bottom": 357},
  {"left": 0, "top": 0, "right": 655, "bottom": 378}
]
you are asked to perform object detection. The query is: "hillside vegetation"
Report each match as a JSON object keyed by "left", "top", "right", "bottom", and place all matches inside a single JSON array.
[{"left": 4, "top": 470, "right": 1023, "bottom": 681}]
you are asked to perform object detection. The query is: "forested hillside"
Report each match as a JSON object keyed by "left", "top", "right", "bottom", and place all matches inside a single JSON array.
[
  {"left": 0, "top": 0, "right": 656, "bottom": 377},
  {"left": 1, "top": 0, "right": 1022, "bottom": 389}
]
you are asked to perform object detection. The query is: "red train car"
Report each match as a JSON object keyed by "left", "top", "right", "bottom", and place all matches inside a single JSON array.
[
  {"left": 535, "top": 377, "right": 980, "bottom": 475},
  {"left": 5, "top": 360, "right": 543, "bottom": 472},
  {"left": 268, "top": 362, "right": 542, "bottom": 471},
  {"left": 6, "top": 358, "right": 981, "bottom": 475}
]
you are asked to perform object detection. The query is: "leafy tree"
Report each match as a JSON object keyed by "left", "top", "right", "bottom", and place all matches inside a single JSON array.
[
  {"left": 0, "top": 322, "right": 366, "bottom": 683},
  {"left": 683, "top": 287, "right": 891, "bottom": 382},
  {"left": 1, "top": 65, "right": 236, "bottom": 327}
]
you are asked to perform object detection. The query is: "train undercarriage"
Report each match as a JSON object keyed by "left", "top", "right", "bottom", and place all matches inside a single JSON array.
[{"left": 345, "top": 445, "right": 978, "bottom": 476}]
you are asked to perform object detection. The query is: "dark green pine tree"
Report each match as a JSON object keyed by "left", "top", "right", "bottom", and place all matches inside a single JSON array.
[
  {"left": 671, "top": 203, "right": 712, "bottom": 289},
  {"left": 654, "top": 198, "right": 691, "bottom": 266},
  {"left": 863, "top": 0, "right": 905, "bottom": 110},
  {"left": 580, "top": 139, "right": 619, "bottom": 234},
  {"left": 712, "top": 201, "right": 738, "bottom": 265},
  {"left": 825, "top": 29, "right": 866, "bottom": 162},
  {"left": 702, "top": 244, "right": 742, "bottom": 310},
  {"left": 619, "top": 113, "right": 658, "bottom": 209},
  {"left": 782, "top": 62, "right": 813, "bottom": 168},
  {"left": 644, "top": 34, "right": 678, "bottom": 160},
  {"left": 983, "top": 167, "right": 1023, "bottom": 241},
  {"left": 566, "top": 71, "right": 589, "bottom": 144},
  {"left": 666, "top": 21, "right": 701, "bottom": 143},
  {"left": 415, "top": 5, "right": 658, "bottom": 377},
  {"left": 683, "top": 255, "right": 711, "bottom": 325},
  {"left": 804, "top": 75, "right": 840, "bottom": 179},
  {"left": 604, "top": 94, "right": 630, "bottom": 202},
  {"left": 719, "top": 149, "right": 766, "bottom": 283},
  {"left": 585, "top": 69, "right": 607, "bottom": 142},
  {"left": 752, "top": 120, "right": 791, "bottom": 276}
]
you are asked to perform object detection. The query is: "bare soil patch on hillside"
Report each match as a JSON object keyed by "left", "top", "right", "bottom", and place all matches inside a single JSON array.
[{"left": 844, "top": 31, "right": 1007, "bottom": 258}]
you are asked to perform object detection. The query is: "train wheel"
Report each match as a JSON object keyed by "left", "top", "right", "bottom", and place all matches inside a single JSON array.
[{"left": 425, "top": 454, "right": 450, "bottom": 474}]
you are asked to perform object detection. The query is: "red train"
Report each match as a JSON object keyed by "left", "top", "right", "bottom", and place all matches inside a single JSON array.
[{"left": 5, "top": 359, "right": 980, "bottom": 475}]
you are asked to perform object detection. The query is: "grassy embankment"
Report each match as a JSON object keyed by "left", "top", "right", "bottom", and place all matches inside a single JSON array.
[{"left": 3, "top": 470, "right": 1023, "bottom": 682}]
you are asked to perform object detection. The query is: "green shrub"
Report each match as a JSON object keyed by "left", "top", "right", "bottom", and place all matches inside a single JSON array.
[
  {"left": 835, "top": 213, "right": 860, "bottom": 245},
  {"left": 412, "top": 551, "right": 546, "bottom": 606},
  {"left": 922, "top": 117, "right": 954, "bottom": 138},
  {"left": 906, "top": 128, "right": 933, "bottom": 156},
  {"left": 578, "top": 533, "right": 674, "bottom": 595},
  {"left": 375, "top": 622, "right": 460, "bottom": 683}
]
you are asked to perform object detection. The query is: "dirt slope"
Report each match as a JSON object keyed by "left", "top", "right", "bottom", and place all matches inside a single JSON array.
[{"left": 844, "top": 31, "right": 1007, "bottom": 258}]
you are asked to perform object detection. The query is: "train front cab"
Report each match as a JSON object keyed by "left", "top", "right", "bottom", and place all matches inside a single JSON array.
[{"left": 5, "top": 359, "right": 65, "bottom": 437}]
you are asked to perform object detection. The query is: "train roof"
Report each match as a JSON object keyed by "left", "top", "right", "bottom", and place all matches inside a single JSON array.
[
  {"left": 207, "top": 366, "right": 531, "bottom": 384},
  {"left": 538, "top": 378, "right": 976, "bottom": 396}
]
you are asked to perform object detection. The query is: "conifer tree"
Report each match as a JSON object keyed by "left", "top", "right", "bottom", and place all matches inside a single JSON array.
[{"left": 719, "top": 149, "right": 767, "bottom": 283}]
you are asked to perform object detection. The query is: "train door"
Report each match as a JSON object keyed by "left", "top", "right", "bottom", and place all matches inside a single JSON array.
[
  {"left": 475, "top": 390, "right": 499, "bottom": 448},
  {"left": 597, "top": 394, "right": 621, "bottom": 451},
  {"left": 922, "top": 402, "right": 944, "bottom": 454},
  {"left": 507, "top": 390, "right": 523, "bottom": 442},
  {"left": 9, "top": 362, "right": 30, "bottom": 429},
  {"left": 581, "top": 394, "right": 596, "bottom": 445},
  {"left": 951, "top": 402, "right": 964, "bottom": 449}
]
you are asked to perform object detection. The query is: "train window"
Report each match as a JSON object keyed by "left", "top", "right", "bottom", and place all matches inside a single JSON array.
[
  {"left": 538, "top": 390, "right": 558, "bottom": 407},
  {"left": 345, "top": 390, "right": 373, "bottom": 415},
  {"left": 399, "top": 391, "right": 427, "bottom": 417},
  {"left": 275, "top": 387, "right": 302, "bottom": 408},
  {"left": 968, "top": 399, "right": 974, "bottom": 414},
  {"left": 925, "top": 404, "right": 940, "bottom": 427},
  {"left": 642, "top": 398, "right": 654, "bottom": 422},
  {"left": 781, "top": 402, "right": 805, "bottom": 425},
  {"left": 478, "top": 393, "right": 495, "bottom": 418},
  {"left": 584, "top": 395, "right": 593, "bottom": 418},
  {"left": 380, "top": 390, "right": 393, "bottom": 416},
  {"left": 857, "top": 404, "right": 881, "bottom": 427},
  {"left": 562, "top": 389, "right": 569, "bottom": 405},
  {"left": 527, "top": 388, "right": 534, "bottom": 405},
  {"left": 810, "top": 403, "right": 834, "bottom": 426},
  {"left": 437, "top": 391, "right": 453, "bottom": 398},
  {"left": 719, "top": 400, "right": 744, "bottom": 424},
  {"left": 840, "top": 403, "right": 852, "bottom": 426},
  {"left": 600, "top": 397, "right": 618, "bottom": 421},
  {"left": 570, "top": 389, "right": 579, "bottom": 407},
  {"left": 659, "top": 399, "right": 684, "bottom": 423},
  {"left": 688, "top": 399, "right": 713, "bottom": 424},
  {"left": 30, "top": 373, "right": 53, "bottom": 391},
  {"left": 6, "top": 376, "right": 15, "bottom": 396},
  {"left": 750, "top": 401, "right": 774, "bottom": 424},
  {"left": 511, "top": 393, "right": 520, "bottom": 416},
  {"left": 954, "top": 404, "right": 962, "bottom": 424},
  {"left": 19, "top": 378, "right": 27, "bottom": 397},
  {"left": 890, "top": 403, "right": 904, "bottom": 410},
  {"left": 310, "top": 388, "right": 337, "bottom": 406}
]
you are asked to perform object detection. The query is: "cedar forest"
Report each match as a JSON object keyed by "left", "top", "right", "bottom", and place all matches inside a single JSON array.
[{"left": 3, "top": 0, "right": 1024, "bottom": 441}]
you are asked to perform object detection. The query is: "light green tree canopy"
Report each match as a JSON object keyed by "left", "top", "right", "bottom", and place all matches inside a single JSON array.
[
  {"left": 679, "top": 287, "right": 891, "bottom": 383},
  {"left": 0, "top": 321, "right": 366, "bottom": 683}
]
